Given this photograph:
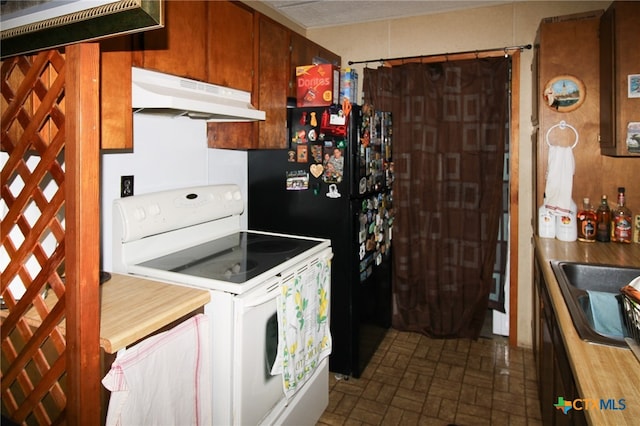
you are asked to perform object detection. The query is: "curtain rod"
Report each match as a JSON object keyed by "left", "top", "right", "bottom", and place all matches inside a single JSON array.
[{"left": 347, "top": 44, "right": 532, "bottom": 66}]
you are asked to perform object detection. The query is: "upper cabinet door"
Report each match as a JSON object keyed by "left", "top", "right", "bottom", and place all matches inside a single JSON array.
[
  {"left": 257, "top": 14, "right": 290, "bottom": 149},
  {"left": 207, "top": 1, "right": 254, "bottom": 91},
  {"left": 142, "top": 0, "right": 208, "bottom": 81},
  {"left": 100, "top": 35, "right": 136, "bottom": 150},
  {"left": 599, "top": 1, "right": 640, "bottom": 157},
  {"left": 205, "top": 1, "right": 256, "bottom": 149}
]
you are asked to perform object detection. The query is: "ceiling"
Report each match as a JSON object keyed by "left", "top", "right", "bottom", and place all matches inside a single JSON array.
[{"left": 261, "top": 0, "right": 512, "bottom": 29}]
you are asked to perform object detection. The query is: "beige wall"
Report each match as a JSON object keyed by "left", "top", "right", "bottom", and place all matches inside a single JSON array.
[{"left": 251, "top": 0, "right": 612, "bottom": 348}]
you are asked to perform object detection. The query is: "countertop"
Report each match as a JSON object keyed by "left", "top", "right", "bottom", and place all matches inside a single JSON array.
[
  {"left": 10, "top": 273, "right": 210, "bottom": 354},
  {"left": 534, "top": 237, "right": 640, "bottom": 425}
]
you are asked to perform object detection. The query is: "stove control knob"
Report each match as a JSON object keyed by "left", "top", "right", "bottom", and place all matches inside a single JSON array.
[
  {"left": 233, "top": 190, "right": 242, "bottom": 201},
  {"left": 148, "top": 203, "right": 161, "bottom": 216},
  {"left": 133, "top": 207, "right": 146, "bottom": 221},
  {"left": 224, "top": 191, "right": 233, "bottom": 201}
]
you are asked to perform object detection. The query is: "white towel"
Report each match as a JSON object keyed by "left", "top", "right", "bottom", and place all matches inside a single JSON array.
[
  {"left": 271, "top": 255, "right": 332, "bottom": 399},
  {"left": 102, "top": 314, "right": 211, "bottom": 426},
  {"left": 544, "top": 145, "right": 575, "bottom": 215}
]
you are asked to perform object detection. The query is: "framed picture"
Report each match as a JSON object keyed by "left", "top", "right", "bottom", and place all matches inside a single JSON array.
[
  {"left": 629, "top": 74, "right": 640, "bottom": 98},
  {"left": 543, "top": 75, "right": 586, "bottom": 113},
  {"left": 1, "top": 0, "right": 164, "bottom": 59}
]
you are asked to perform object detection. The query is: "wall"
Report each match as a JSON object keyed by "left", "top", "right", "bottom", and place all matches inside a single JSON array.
[
  {"left": 305, "top": 1, "right": 612, "bottom": 348},
  {"left": 100, "top": 114, "right": 247, "bottom": 271}
]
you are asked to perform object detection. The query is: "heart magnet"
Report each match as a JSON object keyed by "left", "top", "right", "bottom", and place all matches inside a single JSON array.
[{"left": 310, "top": 164, "right": 324, "bottom": 178}]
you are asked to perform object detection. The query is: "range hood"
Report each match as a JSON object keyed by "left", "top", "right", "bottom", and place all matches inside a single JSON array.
[{"left": 131, "top": 67, "right": 265, "bottom": 122}]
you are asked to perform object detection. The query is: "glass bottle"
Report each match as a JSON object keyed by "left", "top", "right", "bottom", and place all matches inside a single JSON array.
[
  {"left": 595, "top": 195, "right": 611, "bottom": 242},
  {"left": 577, "top": 198, "right": 597, "bottom": 242},
  {"left": 611, "top": 187, "right": 632, "bottom": 243}
]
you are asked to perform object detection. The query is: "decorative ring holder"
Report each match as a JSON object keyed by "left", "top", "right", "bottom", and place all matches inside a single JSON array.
[{"left": 546, "top": 120, "right": 579, "bottom": 149}]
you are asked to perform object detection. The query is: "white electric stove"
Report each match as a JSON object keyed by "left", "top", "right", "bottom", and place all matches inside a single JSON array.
[{"left": 111, "top": 184, "right": 332, "bottom": 425}]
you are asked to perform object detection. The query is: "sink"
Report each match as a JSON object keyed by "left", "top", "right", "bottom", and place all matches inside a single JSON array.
[{"left": 550, "top": 261, "right": 640, "bottom": 347}]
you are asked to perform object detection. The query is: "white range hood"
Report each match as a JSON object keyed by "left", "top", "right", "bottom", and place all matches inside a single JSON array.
[{"left": 131, "top": 67, "right": 265, "bottom": 122}]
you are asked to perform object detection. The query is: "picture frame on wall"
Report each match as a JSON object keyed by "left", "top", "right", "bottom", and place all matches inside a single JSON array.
[
  {"left": 542, "top": 75, "right": 586, "bottom": 113},
  {"left": 629, "top": 74, "right": 640, "bottom": 98},
  {"left": 0, "top": 0, "right": 164, "bottom": 59}
]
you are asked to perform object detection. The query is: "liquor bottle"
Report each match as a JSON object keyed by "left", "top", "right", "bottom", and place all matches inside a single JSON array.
[
  {"left": 595, "top": 195, "right": 611, "bottom": 242},
  {"left": 577, "top": 198, "right": 597, "bottom": 242},
  {"left": 611, "top": 187, "right": 632, "bottom": 243}
]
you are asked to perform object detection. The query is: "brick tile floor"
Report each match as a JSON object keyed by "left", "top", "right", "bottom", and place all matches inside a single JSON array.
[{"left": 318, "top": 329, "right": 542, "bottom": 426}]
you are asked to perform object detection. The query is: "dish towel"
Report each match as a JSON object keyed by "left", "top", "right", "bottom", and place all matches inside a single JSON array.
[
  {"left": 271, "top": 254, "right": 332, "bottom": 399},
  {"left": 544, "top": 145, "right": 575, "bottom": 215},
  {"left": 587, "top": 290, "right": 625, "bottom": 338},
  {"left": 102, "top": 314, "right": 211, "bottom": 426}
]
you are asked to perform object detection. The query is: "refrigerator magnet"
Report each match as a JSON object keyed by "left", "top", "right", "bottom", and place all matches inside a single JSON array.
[
  {"left": 310, "top": 163, "right": 324, "bottom": 178},
  {"left": 296, "top": 144, "right": 308, "bottom": 163},
  {"left": 310, "top": 145, "right": 323, "bottom": 163},
  {"left": 322, "top": 147, "right": 344, "bottom": 183},
  {"left": 326, "top": 184, "right": 341, "bottom": 198},
  {"left": 287, "top": 150, "right": 296, "bottom": 162},
  {"left": 286, "top": 170, "right": 309, "bottom": 191}
]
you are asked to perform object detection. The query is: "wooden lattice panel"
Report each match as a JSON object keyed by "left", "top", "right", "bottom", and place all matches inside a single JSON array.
[{"left": 1, "top": 50, "right": 68, "bottom": 425}]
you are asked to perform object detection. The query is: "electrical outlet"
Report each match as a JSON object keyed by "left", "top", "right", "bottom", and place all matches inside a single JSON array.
[{"left": 121, "top": 175, "right": 134, "bottom": 197}]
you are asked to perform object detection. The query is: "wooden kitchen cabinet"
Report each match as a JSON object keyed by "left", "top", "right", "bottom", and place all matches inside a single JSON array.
[
  {"left": 141, "top": 0, "right": 208, "bottom": 81},
  {"left": 256, "top": 14, "right": 290, "bottom": 149},
  {"left": 206, "top": 1, "right": 257, "bottom": 149},
  {"left": 100, "top": 35, "right": 142, "bottom": 150},
  {"left": 209, "top": 10, "right": 290, "bottom": 150},
  {"left": 599, "top": 1, "right": 640, "bottom": 157},
  {"left": 97, "top": 0, "right": 341, "bottom": 150},
  {"left": 533, "top": 256, "right": 586, "bottom": 426},
  {"left": 207, "top": 1, "right": 254, "bottom": 92}
]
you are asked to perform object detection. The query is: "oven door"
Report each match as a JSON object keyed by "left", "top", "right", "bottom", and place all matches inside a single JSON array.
[{"left": 233, "top": 276, "right": 284, "bottom": 425}]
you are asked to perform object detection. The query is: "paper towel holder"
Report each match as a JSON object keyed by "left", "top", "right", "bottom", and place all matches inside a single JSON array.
[{"left": 546, "top": 120, "right": 579, "bottom": 149}]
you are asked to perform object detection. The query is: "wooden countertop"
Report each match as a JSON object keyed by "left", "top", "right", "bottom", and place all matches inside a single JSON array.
[
  {"left": 535, "top": 237, "right": 640, "bottom": 425},
  {"left": 7, "top": 274, "right": 210, "bottom": 354}
]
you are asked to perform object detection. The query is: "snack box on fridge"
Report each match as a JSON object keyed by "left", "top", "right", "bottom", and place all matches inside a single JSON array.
[{"left": 296, "top": 64, "right": 339, "bottom": 107}]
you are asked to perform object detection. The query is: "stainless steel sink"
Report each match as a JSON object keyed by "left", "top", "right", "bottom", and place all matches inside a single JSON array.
[{"left": 550, "top": 261, "right": 640, "bottom": 347}]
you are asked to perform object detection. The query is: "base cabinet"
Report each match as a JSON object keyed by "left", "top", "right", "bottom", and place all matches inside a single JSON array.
[{"left": 534, "top": 257, "right": 586, "bottom": 426}]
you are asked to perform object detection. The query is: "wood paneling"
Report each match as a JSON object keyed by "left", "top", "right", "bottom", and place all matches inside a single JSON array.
[
  {"left": 65, "top": 42, "right": 102, "bottom": 425},
  {"left": 535, "top": 11, "right": 640, "bottom": 218}
]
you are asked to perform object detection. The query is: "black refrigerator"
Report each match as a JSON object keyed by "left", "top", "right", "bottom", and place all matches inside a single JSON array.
[{"left": 248, "top": 104, "right": 393, "bottom": 377}]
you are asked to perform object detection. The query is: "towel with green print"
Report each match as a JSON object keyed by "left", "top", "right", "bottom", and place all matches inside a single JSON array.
[{"left": 271, "top": 254, "right": 332, "bottom": 399}]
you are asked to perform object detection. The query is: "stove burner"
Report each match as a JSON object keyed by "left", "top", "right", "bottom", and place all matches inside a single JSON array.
[{"left": 248, "top": 240, "right": 299, "bottom": 254}]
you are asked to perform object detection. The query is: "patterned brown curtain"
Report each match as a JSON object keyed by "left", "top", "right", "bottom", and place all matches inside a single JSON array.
[{"left": 364, "top": 57, "right": 510, "bottom": 339}]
